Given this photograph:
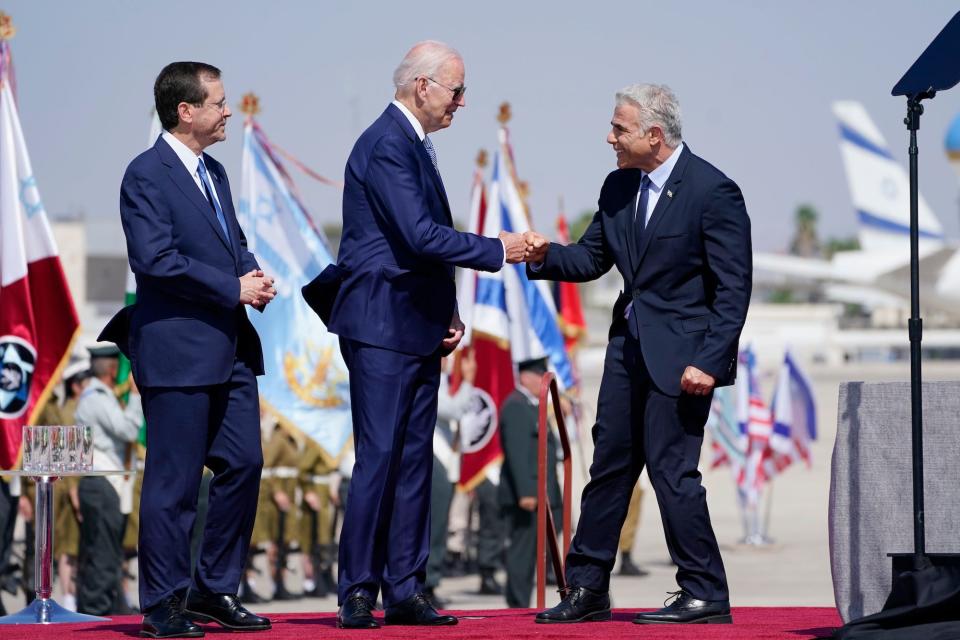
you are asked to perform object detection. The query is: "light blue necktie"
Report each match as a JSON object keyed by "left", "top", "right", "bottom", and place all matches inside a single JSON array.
[
  {"left": 196, "top": 157, "right": 231, "bottom": 248},
  {"left": 423, "top": 135, "right": 440, "bottom": 176}
]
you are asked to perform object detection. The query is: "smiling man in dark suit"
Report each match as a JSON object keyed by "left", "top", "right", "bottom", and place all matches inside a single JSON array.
[
  {"left": 103, "top": 62, "right": 275, "bottom": 638},
  {"left": 324, "top": 41, "right": 528, "bottom": 629},
  {"left": 525, "top": 84, "right": 752, "bottom": 625}
]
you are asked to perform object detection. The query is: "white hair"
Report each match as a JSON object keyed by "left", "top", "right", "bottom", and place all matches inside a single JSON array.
[
  {"left": 615, "top": 84, "right": 683, "bottom": 147},
  {"left": 393, "top": 40, "right": 462, "bottom": 89}
]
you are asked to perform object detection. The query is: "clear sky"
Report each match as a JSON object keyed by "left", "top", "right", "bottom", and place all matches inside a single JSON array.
[{"left": 5, "top": 1, "right": 960, "bottom": 251}]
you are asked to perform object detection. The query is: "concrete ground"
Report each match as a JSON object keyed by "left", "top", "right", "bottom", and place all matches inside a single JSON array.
[{"left": 3, "top": 357, "right": 951, "bottom": 617}]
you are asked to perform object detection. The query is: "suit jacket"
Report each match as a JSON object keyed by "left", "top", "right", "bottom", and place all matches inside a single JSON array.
[
  {"left": 528, "top": 145, "right": 752, "bottom": 395},
  {"left": 326, "top": 104, "right": 504, "bottom": 356},
  {"left": 100, "top": 136, "right": 264, "bottom": 388},
  {"left": 498, "top": 389, "right": 561, "bottom": 509}
]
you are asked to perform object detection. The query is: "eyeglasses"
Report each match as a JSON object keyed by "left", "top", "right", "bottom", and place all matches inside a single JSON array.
[
  {"left": 426, "top": 77, "right": 466, "bottom": 102},
  {"left": 197, "top": 98, "right": 228, "bottom": 114}
]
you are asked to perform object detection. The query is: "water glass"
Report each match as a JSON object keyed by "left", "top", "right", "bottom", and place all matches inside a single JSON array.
[
  {"left": 79, "top": 425, "right": 94, "bottom": 471},
  {"left": 65, "top": 425, "right": 81, "bottom": 471},
  {"left": 35, "top": 426, "right": 51, "bottom": 473},
  {"left": 21, "top": 425, "right": 35, "bottom": 471},
  {"left": 49, "top": 426, "right": 66, "bottom": 472}
]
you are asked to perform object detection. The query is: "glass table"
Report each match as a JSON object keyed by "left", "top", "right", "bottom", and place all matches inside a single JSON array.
[{"left": 0, "top": 469, "right": 134, "bottom": 624}]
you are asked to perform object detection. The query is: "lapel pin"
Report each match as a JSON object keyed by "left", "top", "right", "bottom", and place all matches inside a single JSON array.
[{"left": 666, "top": 190, "right": 673, "bottom": 198}]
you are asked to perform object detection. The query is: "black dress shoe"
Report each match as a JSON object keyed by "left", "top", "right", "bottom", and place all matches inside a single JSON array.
[
  {"left": 141, "top": 595, "right": 204, "bottom": 638},
  {"left": 184, "top": 591, "right": 272, "bottom": 631},
  {"left": 384, "top": 593, "right": 457, "bottom": 626},
  {"left": 633, "top": 590, "right": 732, "bottom": 624},
  {"left": 338, "top": 593, "right": 379, "bottom": 629},
  {"left": 478, "top": 570, "right": 503, "bottom": 595},
  {"left": 535, "top": 586, "right": 611, "bottom": 623},
  {"left": 422, "top": 587, "right": 447, "bottom": 609}
]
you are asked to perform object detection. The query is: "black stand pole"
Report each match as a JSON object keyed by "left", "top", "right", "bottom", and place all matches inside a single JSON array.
[{"left": 904, "top": 92, "right": 932, "bottom": 566}]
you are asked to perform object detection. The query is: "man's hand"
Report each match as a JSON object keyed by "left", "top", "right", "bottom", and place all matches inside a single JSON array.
[
  {"left": 303, "top": 491, "right": 321, "bottom": 512},
  {"left": 524, "top": 231, "right": 549, "bottom": 263},
  {"left": 239, "top": 269, "right": 277, "bottom": 308},
  {"left": 519, "top": 496, "right": 537, "bottom": 511},
  {"left": 18, "top": 495, "right": 33, "bottom": 521},
  {"left": 441, "top": 311, "right": 466, "bottom": 352},
  {"left": 680, "top": 366, "right": 716, "bottom": 396},
  {"left": 460, "top": 348, "right": 477, "bottom": 385},
  {"left": 499, "top": 231, "right": 527, "bottom": 264},
  {"left": 272, "top": 490, "right": 292, "bottom": 512}
]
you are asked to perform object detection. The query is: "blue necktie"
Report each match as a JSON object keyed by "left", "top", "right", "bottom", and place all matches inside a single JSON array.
[
  {"left": 635, "top": 175, "right": 652, "bottom": 230},
  {"left": 423, "top": 135, "right": 440, "bottom": 176},
  {"left": 196, "top": 157, "right": 231, "bottom": 248}
]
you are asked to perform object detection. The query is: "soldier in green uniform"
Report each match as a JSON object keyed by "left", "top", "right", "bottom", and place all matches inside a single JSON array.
[
  {"left": 261, "top": 420, "right": 301, "bottom": 600},
  {"left": 297, "top": 439, "right": 337, "bottom": 597},
  {"left": 498, "top": 357, "right": 562, "bottom": 608}
]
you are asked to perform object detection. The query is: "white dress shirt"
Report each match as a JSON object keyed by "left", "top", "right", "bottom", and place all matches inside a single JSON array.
[
  {"left": 635, "top": 142, "right": 685, "bottom": 225},
  {"left": 161, "top": 130, "right": 225, "bottom": 210}
]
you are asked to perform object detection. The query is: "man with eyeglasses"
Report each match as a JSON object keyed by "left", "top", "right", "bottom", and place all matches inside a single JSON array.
[
  {"left": 101, "top": 61, "right": 275, "bottom": 638},
  {"left": 312, "top": 40, "right": 529, "bottom": 629}
]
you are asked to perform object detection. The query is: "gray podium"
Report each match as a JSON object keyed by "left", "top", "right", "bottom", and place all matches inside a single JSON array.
[{"left": 830, "top": 381, "right": 960, "bottom": 623}]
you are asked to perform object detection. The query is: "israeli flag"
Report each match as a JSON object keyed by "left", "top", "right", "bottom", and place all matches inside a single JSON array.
[
  {"left": 237, "top": 122, "right": 351, "bottom": 461},
  {"left": 487, "top": 130, "right": 575, "bottom": 389}
]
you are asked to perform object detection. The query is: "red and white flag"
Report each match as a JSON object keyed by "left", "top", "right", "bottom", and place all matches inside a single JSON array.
[{"left": 0, "top": 38, "right": 79, "bottom": 469}]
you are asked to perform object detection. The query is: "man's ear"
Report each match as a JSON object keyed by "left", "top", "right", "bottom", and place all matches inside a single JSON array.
[{"left": 177, "top": 101, "right": 193, "bottom": 126}]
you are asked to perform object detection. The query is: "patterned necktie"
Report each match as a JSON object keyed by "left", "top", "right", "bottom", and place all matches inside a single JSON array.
[
  {"left": 423, "top": 135, "right": 440, "bottom": 176},
  {"left": 196, "top": 157, "right": 232, "bottom": 248}
]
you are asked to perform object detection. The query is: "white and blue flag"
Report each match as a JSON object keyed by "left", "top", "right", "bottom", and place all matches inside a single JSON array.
[
  {"left": 481, "top": 128, "right": 575, "bottom": 389},
  {"left": 238, "top": 121, "right": 351, "bottom": 462}
]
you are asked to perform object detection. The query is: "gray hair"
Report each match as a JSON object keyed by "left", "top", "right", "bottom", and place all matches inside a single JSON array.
[
  {"left": 615, "top": 84, "right": 683, "bottom": 147},
  {"left": 393, "top": 40, "right": 462, "bottom": 89}
]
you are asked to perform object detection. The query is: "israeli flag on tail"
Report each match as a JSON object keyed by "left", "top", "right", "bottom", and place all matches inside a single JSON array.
[
  {"left": 487, "top": 128, "right": 574, "bottom": 389},
  {"left": 238, "top": 120, "right": 351, "bottom": 463},
  {"left": 833, "top": 101, "right": 945, "bottom": 254}
]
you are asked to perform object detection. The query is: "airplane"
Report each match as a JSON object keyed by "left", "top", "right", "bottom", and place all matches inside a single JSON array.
[{"left": 754, "top": 101, "right": 960, "bottom": 317}]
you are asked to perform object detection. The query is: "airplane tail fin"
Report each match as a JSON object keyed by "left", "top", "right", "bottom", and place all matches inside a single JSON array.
[{"left": 833, "top": 101, "right": 945, "bottom": 253}]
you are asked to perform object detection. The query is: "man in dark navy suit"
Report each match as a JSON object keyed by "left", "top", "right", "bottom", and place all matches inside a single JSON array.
[
  {"left": 325, "top": 41, "right": 528, "bottom": 628},
  {"left": 526, "top": 84, "right": 752, "bottom": 625},
  {"left": 103, "top": 62, "right": 275, "bottom": 638}
]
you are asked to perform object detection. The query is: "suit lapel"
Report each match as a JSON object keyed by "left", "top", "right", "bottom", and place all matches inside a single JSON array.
[
  {"left": 156, "top": 138, "right": 234, "bottom": 255},
  {"left": 385, "top": 104, "right": 454, "bottom": 225},
  {"left": 203, "top": 155, "right": 240, "bottom": 258},
  {"left": 618, "top": 171, "right": 642, "bottom": 275},
  {"left": 633, "top": 147, "right": 691, "bottom": 277}
]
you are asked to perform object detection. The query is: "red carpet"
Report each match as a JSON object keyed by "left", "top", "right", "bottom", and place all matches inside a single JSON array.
[{"left": 0, "top": 608, "right": 841, "bottom": 639}]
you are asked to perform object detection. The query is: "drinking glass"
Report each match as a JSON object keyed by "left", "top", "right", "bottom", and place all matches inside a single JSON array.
[
  {"left": 65, "top": 425, "right": 81, "bottom": 471},
  {"left": 21, "top": 425, "right": 35, "bottom": 471},
  {"left": 79, "top": 425, "right": 94, "bottom": 471},
  {"left": 35, "top": 426, "right": 51, "bottom": 473},
  {"left": 49, "top": 426, "right": 66, "bottom": 472}
]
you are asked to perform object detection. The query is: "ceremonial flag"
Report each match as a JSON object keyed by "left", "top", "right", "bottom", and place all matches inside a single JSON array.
[
  {"left": 736, "top": 346, "right": 773, "bottom": 505},
  {"left": 706, "top": 386, "right": 746, "bottom": 476},
  {"left": 490, "top": 127, "right": 575, "bottom": 389},
  {"left": 768, "top": 350, "right": 817, "bottom": 470},
  {"left": 458, "top": 156, "right": 513, "bottom": 490},
  {"left": 237, "top": 118, "right": 350, "bottom": 464},
  {"left": 0, "top": 36, "right": 79, "bottom": 469},
  {"left": 554, "top": 213, "right": 586, "bottom": 358}
]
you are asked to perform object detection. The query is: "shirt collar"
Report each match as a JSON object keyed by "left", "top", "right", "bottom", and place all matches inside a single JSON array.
[
  {"left": 161, "top": 130, "right": 202, "bottom": 174},
  {"left": 643, "top": 141, "right": 685, "bottom": 191},
  {"left": 392, "top": 99, "right": 426, "bottom": 141}
]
